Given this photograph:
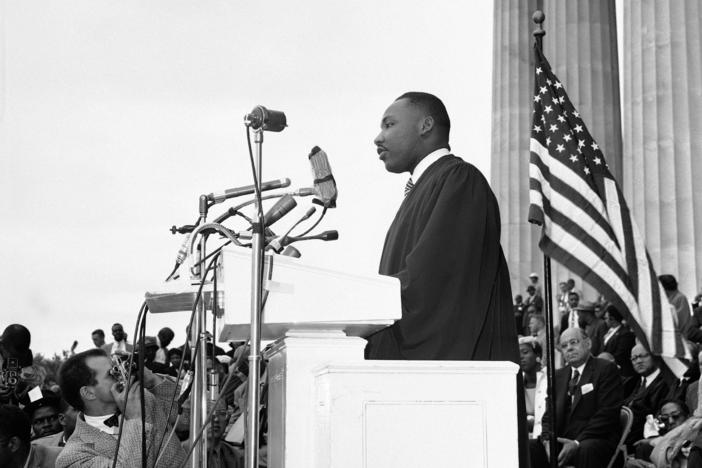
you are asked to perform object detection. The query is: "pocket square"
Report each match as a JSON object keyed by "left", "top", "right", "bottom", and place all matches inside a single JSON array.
[{"left": 581, "top": 383, "right": 594, "bottom": 395}]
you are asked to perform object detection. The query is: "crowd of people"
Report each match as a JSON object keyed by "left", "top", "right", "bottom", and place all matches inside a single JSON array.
[
  {"left": 518, "top": 272, "right": 702, "bottom": 468},
  {"left": 0, "top": 322, "right": 256, "bottom": 467}
]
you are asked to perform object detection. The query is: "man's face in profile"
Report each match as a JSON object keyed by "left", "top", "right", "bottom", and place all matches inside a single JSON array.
[{"left": 374, "top": 98, "right": 424, "bottom": 174}]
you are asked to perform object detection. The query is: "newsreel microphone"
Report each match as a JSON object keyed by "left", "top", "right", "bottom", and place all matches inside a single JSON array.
[
  {"left": 244, "top": 106, "right": 287, "bottom": 132},
  {"left": 308, "top": 146, "right": 337, "bottom": 208},
  {"left": 263, "top": 194, "right": 297, "bottom": 227},
  {"left": 207, "top": 178, "right": 291, "bottom": 204}
]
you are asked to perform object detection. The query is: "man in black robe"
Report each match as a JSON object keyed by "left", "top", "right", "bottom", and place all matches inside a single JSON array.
[{"left": 365, "top": 91, "right": 518, "bottom": 362}]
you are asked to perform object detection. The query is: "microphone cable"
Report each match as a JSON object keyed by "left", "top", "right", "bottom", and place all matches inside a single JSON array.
[{"left": 153, "top": 251, "right": 222, "bottom": 463}]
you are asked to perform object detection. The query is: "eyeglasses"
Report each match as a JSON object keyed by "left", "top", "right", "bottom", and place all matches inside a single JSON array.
[
  {"left": 631, "top": 353, "right": 651, "bottom": 362},
  {"left": 659, "top": 412, "right": 684, "bottom": 423}
]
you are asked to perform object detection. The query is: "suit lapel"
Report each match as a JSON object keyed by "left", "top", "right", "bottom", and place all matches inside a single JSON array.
[{"left": 570, "top": 357, "right": 593, "bottom": 414}]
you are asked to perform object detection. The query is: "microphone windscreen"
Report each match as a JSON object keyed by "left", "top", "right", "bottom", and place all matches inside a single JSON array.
[{"left": 308, "top": 146, "right": 337, "bottom": 208}]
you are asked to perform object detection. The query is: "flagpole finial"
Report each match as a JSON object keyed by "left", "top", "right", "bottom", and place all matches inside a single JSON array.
[{"left": 533, "top": 10, "right": 546, "bottom": 50}]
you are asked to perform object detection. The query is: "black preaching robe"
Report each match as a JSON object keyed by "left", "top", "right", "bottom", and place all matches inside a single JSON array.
[{"left": 365, "top": 155, "right": 518, "bottom": 361}]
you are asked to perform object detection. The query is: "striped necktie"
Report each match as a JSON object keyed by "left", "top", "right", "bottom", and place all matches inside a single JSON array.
[{"left": 404, "top": 178, "right": 414, "bottom": 197}]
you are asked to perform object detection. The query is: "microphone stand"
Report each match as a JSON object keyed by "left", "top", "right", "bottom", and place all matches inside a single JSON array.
[
  {"left": 190, "top": 195, "right": 210, "bottom": 468},
  {"left": 246, "top": 127, "right": 265, "bottom": 468}
]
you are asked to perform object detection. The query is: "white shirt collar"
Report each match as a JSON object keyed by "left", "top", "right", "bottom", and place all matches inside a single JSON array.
[
  {"left": 644, "top": 368, "right": 661, "bottom": 388},
  {"left": 410, "top": 148, "right": 450, "bottom": 183},
  {"left": 84, "top": 413, "right": 119, "bottom": 435}
]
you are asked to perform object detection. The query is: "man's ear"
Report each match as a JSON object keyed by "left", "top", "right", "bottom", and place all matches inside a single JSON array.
[
  {"left": 419, "top": 115, "right": 435, "bottom": 136},
  {"left": 79, "top": 385, "right": 95, "bottom": 403},
  {"left": 58, "top": 413, "right": 66, "bottom": 427}
]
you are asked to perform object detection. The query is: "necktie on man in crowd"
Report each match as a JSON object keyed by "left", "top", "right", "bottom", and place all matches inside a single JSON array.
[
  {"left": 567, "top": 369, "right": 580, "bottom": 399},
  {"left": 404, "top": 178, "right": 414, "bottom": 197},
  {"left": 527, "top": 45, "right": 683, "bottom": 361}
]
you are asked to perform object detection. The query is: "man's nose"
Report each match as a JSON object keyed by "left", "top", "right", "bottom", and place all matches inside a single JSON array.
[{"left": 373, "top": 132, "right": 383, "bottom": 146}]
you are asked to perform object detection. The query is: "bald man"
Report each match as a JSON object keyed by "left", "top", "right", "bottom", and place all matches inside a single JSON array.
[{"left": 531, "top": 328, "right": 622, "bottom": 468}]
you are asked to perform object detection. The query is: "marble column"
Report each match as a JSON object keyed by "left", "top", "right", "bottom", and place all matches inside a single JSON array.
[
  {"left": 540, "top": 0, "right": 623, "bottom": 302},
  {"left": 490, "top": 0, "right": 540, "bottom": 297},
  {"left": 621, "top": 0, "right": 702, "bottom": 298},
  {"left": 490, "top": 0, "right": 622, "bottom": 302}
]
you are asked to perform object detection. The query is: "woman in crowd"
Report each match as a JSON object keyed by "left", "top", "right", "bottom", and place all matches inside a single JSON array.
[{"left": 519, "top": 336, "right": 547, "bottom": 438}]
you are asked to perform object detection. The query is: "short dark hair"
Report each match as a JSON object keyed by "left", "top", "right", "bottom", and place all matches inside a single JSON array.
[
  {"left": 58, "top": 348, "right": 108, "bottom": 412},
  {"left": 395, "top": 91, "right": 450, "bottom": 142},
  {"left": 0, "top": 404, "right": 31, "bottom": 446},
  {"left": 659, "top": 275, "right": 678, "bottom": 292},
  {"left": 157, "top": 327, "right": 175, "bottom": 347},
  {"left": 568, "top": 291, "right": 580, "bottom": 299},
  {"left": 167, "top": 348, "right": 183, "bottom": 359},
  {"left": 605, "top": 305, "right": 624, "bottom": 322},
  {"left": 91, "top": 329, "right": 105, "bottom": 338},
  {"left": 659, "top": 399, "right": 690, "bottom": 417}
]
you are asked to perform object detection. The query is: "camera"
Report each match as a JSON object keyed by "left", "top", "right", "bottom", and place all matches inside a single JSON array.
[{"left": 108, "top": 354, "right": 139, "bottom": 391}]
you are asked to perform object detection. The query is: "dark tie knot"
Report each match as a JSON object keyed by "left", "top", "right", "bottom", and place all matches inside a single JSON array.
[{"left": 404, "top": 178, "right": 414, "bottom": 197}]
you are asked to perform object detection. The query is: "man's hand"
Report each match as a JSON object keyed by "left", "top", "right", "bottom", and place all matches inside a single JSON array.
[
  {"left": 556, "top": 437, "right": 579, "bottom": 467},
  {"left": 111, "top": 378, "right": 142, "bottom": 420}
]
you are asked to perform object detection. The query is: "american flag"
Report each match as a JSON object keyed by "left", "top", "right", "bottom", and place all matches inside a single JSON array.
[{"left": 528, "top": 47, "right": 684, "bottom": 359}]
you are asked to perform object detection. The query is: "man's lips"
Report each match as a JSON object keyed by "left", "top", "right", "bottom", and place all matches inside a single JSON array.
[{"left": 377, "top": 147, "right": 388, "bottom": 159}]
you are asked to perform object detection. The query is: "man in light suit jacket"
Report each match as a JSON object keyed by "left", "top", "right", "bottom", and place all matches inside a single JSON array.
[
  {"left": 56, "top": 348, "right": 186, "bottom": 467},
  {"left": 100, "top": 323, "right": 133, "bottom": 357},
  {"left": 531, "top": 327, "right": 623, "bottom": 468}
]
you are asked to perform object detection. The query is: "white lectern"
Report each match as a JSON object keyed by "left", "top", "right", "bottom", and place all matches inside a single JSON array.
[{"left": 216, "top": 247, "right": 520, "bottom": 468}]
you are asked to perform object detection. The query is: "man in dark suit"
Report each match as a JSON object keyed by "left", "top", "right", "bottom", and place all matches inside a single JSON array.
[
  {"left": 602, "top": 305, "right": 636, "bottom": 377},
  {"left": 624, "top": 343, "right": 670, "bottom": 448},
  {"left": 531, "top": 327, "right": 622, "bottom": 468}
]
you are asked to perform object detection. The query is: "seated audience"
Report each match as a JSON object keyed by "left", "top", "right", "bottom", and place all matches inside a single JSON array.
[
  {"left": 23, "top": 390, "right": 62, "bottom": 440},
  {"left": 519, "top": 337, "right": 547, "bottom": 438},
  {"left": 56, "top": 348, "right": 186, "bottom": 467},
  {"left": 560, "top": 291, "right": 581, "bottom": 333},
  {"left": 0, "top": 404, "right": 62, "bottom": 468},
  {"left": 524, "top": 285, "right": 544, "bottom": 314},
  {"left": 602, "top": 305, "right": 636, "bottom": 377},
  {"left": 625, "top": 343, "right": 671, "bottom": 449},
  {"left": 624, "top": 400, "right": 691, "bottom": 467},
  {"left": 514, "top": 294, "right": 525, "bottom": 335},
  {"left": 528, "top": 314, "right": 548, "bottom": 364},
  {"left": 530, "top": 328, "right": 622, "bottom": 468},
  {"left": 137, "top": 336, "right": 177, "bottom": 377},
  {"left": 577, "top": 301, "right": 608, "bottom": 356},
  {"left": 33, "top": 398, "right": 78, "bottom": 447}
]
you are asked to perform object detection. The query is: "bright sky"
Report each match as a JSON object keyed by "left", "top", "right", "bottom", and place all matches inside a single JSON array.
[{"left": 0, "top": 1, "right": 494, "bottom": 356}]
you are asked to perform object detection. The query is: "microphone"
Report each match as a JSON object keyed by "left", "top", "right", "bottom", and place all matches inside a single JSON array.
[
  {"left": 207, "top": 178, "right": 291, "bottom": 204},
  {"left": 281, "top": 245, "right": 301, "bottom": 258},
  {"left": 263, "top": 194, "right": 297, "bottom": 227},
  {"left": 266, "top": 206, "right": 317, "bottom": 253},
  {"left": 244, "top": 106, "right": 287, "bottom": 132},
  {"left": 277, "top": 230, "right": 339, "bottom": 250},
  {"left": 308, "top": 146, "right": 337, "bottom": 208}
]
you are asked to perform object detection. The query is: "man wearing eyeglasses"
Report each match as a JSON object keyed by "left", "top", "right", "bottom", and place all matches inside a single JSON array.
[
  {"left": 624, "top": 343, "right": 671, "bottom": 450},
  {"left": 530, "top": 327, "right": 622, "bottom": 468}
]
